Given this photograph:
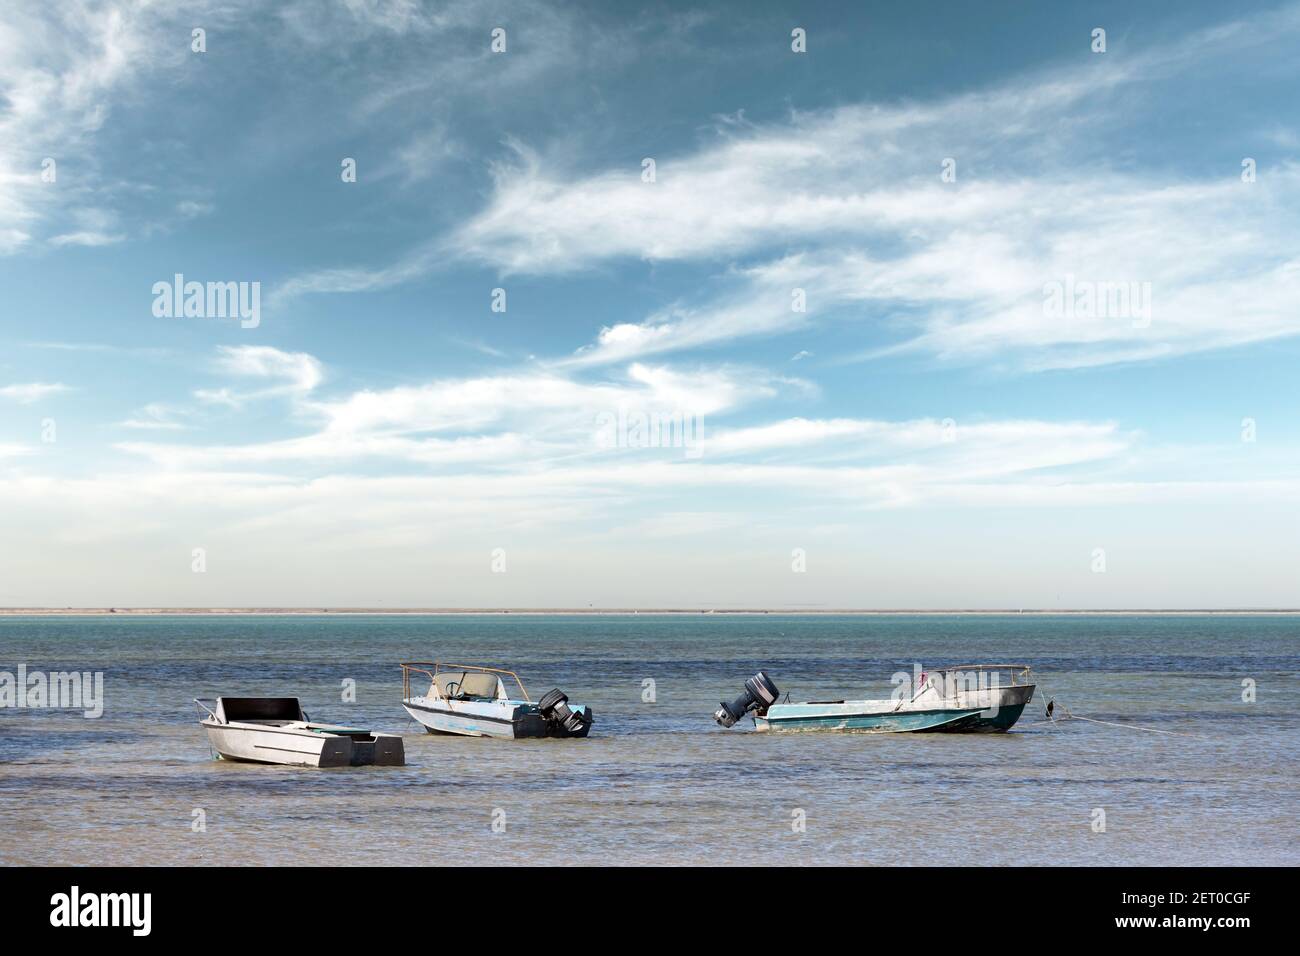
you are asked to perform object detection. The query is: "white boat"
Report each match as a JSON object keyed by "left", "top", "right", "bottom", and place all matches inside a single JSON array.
[
  {"left": 195, "top": 697, "right": 405, "bottom": 767},
  {"left": 399, "top": 662, "right": 592, "bottom": 739}
]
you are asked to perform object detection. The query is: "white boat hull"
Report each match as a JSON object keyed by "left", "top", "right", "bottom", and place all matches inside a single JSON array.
[
  {"left": 201, "top": 721, "right": 405, "bottom": 767},
  {"left": 203, "top": 721, "right": 343, "bottom": 766},
  {"left": 402, "top": 696, "right": 590, "bottom": 739}
]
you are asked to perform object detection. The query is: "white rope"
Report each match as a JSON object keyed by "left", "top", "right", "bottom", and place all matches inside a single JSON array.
[
  {"left": 1058, "top": 711, "right": 1207, "bottom": 739},
  {"left": 1038, "top": 677, "right": 1208, "bottom": 739}
]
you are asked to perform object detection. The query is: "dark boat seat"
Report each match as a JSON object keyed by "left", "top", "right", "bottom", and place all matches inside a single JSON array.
[{"left": 217, "top": 697, "right": 306, "bottom": 722}]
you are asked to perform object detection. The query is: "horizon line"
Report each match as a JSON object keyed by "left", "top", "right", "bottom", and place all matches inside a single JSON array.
[{"left": 2, "top": 607, "right": 1298, "bottom": 616}]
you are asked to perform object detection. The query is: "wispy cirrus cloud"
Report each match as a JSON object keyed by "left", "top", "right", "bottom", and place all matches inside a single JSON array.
[
  {"left": 118, "top": 402, "right": 188, "bottom": 431},
  {"left": 0, "top": 382, "right": 71, "bottom": 404},
  {"left": 456, "top": 7, "right": 1300, "bottom": 275},
  {"left": 258, "top": 5, "right": 1300, "bottom": 371},
  {"left": 0, "top": 0, "right": 610, "bottom": 259},
  {"left": 440, "top": 7, "right": 1300, "bottom": 371},
  {"left": 0, "top": 0, "right": 185, "bottom": 253},
  {"left": 25, "top": 341, "right": 172, "bottom": 358}
]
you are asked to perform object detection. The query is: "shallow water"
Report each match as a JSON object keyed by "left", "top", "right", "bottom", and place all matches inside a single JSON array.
[{"left": 1, "top": 614, "right": 1296, "bottom": 866}]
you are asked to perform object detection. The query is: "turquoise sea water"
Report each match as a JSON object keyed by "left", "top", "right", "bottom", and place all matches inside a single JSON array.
[{"left": 0, "top": 614, "right": 1296, "bottom": 866}]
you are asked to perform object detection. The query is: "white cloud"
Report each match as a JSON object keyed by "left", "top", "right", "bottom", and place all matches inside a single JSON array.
[
  {"left": 0, "top": 0, "right": 593, "bottom": 258},
  {"left": 118, "top": 403, "right": 187, "bottom": 431},
  {"left": 372, "top": 122, "right": 464, "bottom": 185},
  {"left": 452, "top": 79, "right": 1131, "bottom": 273},
  {"left": 268, "top": 244, "right": 444, "bottom": 305},
  {"left": 0, "top": 2, "right": 177, "bottom": 253},
  {"left": 444, "top": 10, "right": 1300, "bottom": 370},
  {"left": 5, "top": 464, "right": 1294, "bottom": 606},
  {"left": 107, "top": 345, "right": 1137, "bottom": 507},
  {"left": 277, "top": 0, "right": 475, "bottom": 45},
  {"left": 216, "top": 345, "right": 323, "bottom": 391},
  {"left": 120, "top": 353, "right": 783, "bottom": 469},
  {"left": 0, "top": 382, "right": 70, "bottom": 404},
  {"left": 176, "top": 200, "right": 214, "bottom": 218},
  {"left": 312, "top": 361, "right": 773, "bottom": 437},
  {"left": 201, "top": 345, "right": 325, "bottom": 406},
  {"left": 555, "top": 168, "right": 1300, "bottom": 371},
  {"left": 25, "top": 341, "right": 171, "bottom": 357},
  {"left": 193, "top": 387, "right": 242, "bottom": 409},
  {"left": 42, "top": 421, "right": 1300, "bottom": 543},
  {"left": 48, "top": 230, "right": 126, "bottom": 247},
  {"left": 11, "top": 340, "right": 1298, "bottom": 605}
]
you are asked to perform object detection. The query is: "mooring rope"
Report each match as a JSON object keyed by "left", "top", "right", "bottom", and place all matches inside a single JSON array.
[
  {"left": 1037, "top": 676, "right": 1208, "bottom": 739},
  {"left": 1057, "top": 710, "right": 1207, "bottom": 738}
]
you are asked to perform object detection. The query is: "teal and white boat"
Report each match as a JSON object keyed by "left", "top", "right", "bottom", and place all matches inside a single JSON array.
[{"left": 715, "top": 665, "right": 1036, "bottom": 734}]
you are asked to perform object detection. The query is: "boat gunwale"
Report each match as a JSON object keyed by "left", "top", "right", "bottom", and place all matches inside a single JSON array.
[
  {"left": 198, "top": 718, "right": 379, "bottom": 741},
  {"left": 400, "top": 698, "right": 522, "bottom": 727}
]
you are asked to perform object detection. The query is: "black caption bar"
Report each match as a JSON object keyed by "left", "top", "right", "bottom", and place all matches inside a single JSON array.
[{"left": 0, "top": 866, "right": 1281, "bottom": 944}]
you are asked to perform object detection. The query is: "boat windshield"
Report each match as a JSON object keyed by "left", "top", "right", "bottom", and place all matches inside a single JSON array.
[
  {"left": 433, "top": 670, "right": 501, "bottom": 699},
  {"left": 400, "top": 662, "right": 530, "bottom": 702}
]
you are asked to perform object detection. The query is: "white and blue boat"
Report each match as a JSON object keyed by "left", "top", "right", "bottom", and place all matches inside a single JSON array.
[
  {"left": 715, "top": 665, "right": 1036, "bottom": 734},
  {"left": 400, "top": 662, "right": 593, "bottom": 739}
]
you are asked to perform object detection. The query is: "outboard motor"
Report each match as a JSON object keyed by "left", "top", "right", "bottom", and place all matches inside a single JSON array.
[
  {"left": 714, "top": 671, "right": 779, "bottom": 727},
  {"left": 537, "top": 688, "right": 591, "bottom": 735}
]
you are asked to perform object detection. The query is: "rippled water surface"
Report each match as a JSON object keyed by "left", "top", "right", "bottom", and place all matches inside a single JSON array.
[{"left": 1, "top": 614, "right": 1296, "bottom": 866}]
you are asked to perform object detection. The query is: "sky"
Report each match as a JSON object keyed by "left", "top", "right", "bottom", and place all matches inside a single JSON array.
[{"left": 1, "top": 0, "right": 1298, "bottom": 609}]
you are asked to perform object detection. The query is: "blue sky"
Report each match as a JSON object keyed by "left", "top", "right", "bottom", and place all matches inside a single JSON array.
[{"left": 1, "top": 0, "right": 1298, "bottom": 608}]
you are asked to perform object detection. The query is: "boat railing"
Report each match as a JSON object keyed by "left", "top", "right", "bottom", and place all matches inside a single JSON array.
[
  {"left": 934, "top": 664, "right": 1034, "bottom": 686},
  {"left": 193, "top": 698, "right": 219, "bottom": 721},
  {"left": 399, "top": 661, "right": 531, "bottom": 702}
]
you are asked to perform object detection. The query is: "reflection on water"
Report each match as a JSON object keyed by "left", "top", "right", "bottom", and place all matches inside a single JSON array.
[{"left": 1, "top": 614, "right": 1296, "bottom": 865}]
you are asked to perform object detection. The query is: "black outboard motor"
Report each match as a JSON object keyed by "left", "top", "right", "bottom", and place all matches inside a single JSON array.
[
  {"left": 537, "top": 688, "right": 592, "bottom": 736},
  {"left": 714, "top": 671, "right": 779, "bottom": 727}
]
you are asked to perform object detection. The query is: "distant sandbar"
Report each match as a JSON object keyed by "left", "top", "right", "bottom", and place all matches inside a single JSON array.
[{"left": 2, "top": 607, "right": 1297, "bottom": 616}]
